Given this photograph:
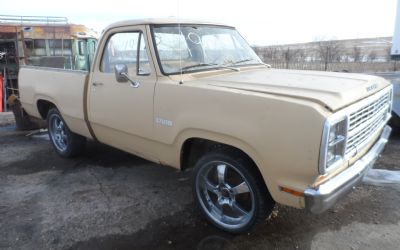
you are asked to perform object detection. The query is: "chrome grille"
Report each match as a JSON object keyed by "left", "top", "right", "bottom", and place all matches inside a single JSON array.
[{"left": 345, "top": 90, "right": 391, "bottom": 156}]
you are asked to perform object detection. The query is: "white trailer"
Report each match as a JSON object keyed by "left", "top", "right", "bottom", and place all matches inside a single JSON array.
[{"left": 392, "top": 0, "right": 400, "bottom": 59}]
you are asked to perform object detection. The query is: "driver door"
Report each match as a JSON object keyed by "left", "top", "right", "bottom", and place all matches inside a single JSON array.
[{"left": 88, "top": 26, "right": 156, "bottom": 155}]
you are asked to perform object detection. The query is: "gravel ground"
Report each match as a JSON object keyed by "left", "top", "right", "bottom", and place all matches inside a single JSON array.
[
  {"left": 0, "top": 112, "right": 15, "bottom": 126},
  {"left": 0, "top": 119, "right": 399, "bottom": 250}
]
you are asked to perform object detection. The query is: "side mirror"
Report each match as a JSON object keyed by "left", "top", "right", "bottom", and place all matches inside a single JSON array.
[
  {"left": 114, "top": 64, "right": 129, "bottom": 83},
  {"left": 113, "top": 64, "right": 140, "bottom": 88}
]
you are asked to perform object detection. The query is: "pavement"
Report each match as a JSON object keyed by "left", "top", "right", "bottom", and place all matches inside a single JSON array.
[{"left": 0, "top": 115, "right": 400, "bottom": 250}]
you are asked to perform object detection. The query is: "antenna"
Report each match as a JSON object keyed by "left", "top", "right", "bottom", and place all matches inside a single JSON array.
[{"left": 177, "top": 0, "right": 183, "bottom": 84}]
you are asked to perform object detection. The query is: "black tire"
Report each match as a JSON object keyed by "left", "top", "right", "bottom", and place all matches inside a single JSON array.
[
  {"left": 47, "top": 108, "right": 86, "bottom": 157},
  {"left": 192, "top": 148, "right": 275, "bottom": 233}
]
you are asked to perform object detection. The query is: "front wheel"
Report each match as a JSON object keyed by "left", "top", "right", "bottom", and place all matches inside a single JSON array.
[
  {"left": 192, "top": 150, "right": 275, "bottom": 233},
  {"left": 47, "top": 108, "right": 86, "bottom": 157}
]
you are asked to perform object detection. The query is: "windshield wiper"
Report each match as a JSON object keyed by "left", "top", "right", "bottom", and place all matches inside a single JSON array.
[
  {"left": 181, "top": 63, "right": 217, "bottom": 71},
  {"left": 234, "top": 58, "right": 255, "bottom": 64},
  {"left": 228, "top": 58, "right": 257, "bottom": 65},
  {"left": 227, "top": 58, "right": 271, "bottom": 68},
  {"left": 181, "top": 63, "right": 240, "bottom": 72}
]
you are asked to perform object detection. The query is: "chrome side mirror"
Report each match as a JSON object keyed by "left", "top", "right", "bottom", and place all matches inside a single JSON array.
[
  {"left": 114, "top": 64, "right": 140, "bottom": 88},
  {"left": 114, "top": 64, "right": 129, "bottom": 83}
]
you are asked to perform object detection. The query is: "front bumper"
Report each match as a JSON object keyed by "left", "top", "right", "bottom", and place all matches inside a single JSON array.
[{"left": 304, "top": 125, "right": 391, "bottom": 214}]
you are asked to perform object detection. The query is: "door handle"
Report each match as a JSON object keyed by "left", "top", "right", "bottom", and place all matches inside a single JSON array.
[{"left": 92, "top": 82, "right": 103, "bottom": 86}]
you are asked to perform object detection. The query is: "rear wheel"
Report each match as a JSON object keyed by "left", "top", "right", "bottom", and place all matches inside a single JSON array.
[
  {"left": 47, "top": 108, "right": 86, "bottom": 157},
  {"left": 192, "top": 150, "right": 275, "bottom": 233}
]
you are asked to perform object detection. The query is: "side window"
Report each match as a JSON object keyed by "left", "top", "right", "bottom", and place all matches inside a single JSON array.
[
  {"left": 78, "top": 40, "right": 86, "bottom": 56},
  {"left": 101, "top": 31, "right": 150, "bottom": 75},
  {"left": 33, "top": 39, "right": 47, "bottom": 56},
  {"left": 138, "top": 34, "right": 151, "bottom": 75},
  {"left": 101, "top": 32, "right": 140, "bottom": 73}
]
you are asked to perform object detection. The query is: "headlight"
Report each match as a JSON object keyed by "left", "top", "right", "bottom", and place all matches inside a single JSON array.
[{"left": 319, "top": 116, "right": 348, "bottom": 174}]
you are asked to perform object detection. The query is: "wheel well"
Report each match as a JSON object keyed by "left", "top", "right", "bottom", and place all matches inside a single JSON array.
[
  {"left": 37, "top": 100, "right": 55, "bottom": 119},
  {"left": 180, "top": 138, "right": 261, "bottom": 176},
  {"left": 181, "top": 138, "right": 272, "bottom": 204}
]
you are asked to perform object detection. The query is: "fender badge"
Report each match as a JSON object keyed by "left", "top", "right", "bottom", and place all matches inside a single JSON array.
[
  {"left": 155, "top": 117, "right": 173, "bottom": 127},
  {"left": 366, "top": 84, "right": 378, "bottom": 92}
]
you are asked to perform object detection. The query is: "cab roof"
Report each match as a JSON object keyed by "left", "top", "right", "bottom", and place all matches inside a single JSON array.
[{"left": 104, "top": 18, "right": 233, "bottom": 32}]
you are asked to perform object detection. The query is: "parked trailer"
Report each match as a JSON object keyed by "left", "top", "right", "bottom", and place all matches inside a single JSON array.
[
  {"left": 0, "top": 15, "right": 97, "bottom": 111},
  {"left": 373, "top": 72, "right": 400, "bottom": 126},
  {"left": 391, "top": 0, "right": 400, "bottom": 59},
  {"left": 388, "top": 0, "right": 400, "bottom": 124}
]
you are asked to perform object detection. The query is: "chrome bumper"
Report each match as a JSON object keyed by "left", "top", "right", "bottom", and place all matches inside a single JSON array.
[{"left": 304, "top": 125, "right": 391, "bottom": 214}]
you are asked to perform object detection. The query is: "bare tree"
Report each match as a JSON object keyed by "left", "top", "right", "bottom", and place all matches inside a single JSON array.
[
  {"left": 295, "top": 49, "right": 306, "bottom": 62},
  {"left": 255, "top": 37, "right": 393, "bottom": 72},
  {"left": 385, "top": 47, "right": 392, "bottom": 62},
  {"left": 252, "top": 46, "right": 266, "bottom": 62},
  {"left": 368, "top": 50, "right": 377, "bottom": 62},
  {"left": 265, "top": 46, "right": 279, "bottom": 63},
  {"left": 280, "top": 47, "right": 300, "bottom": 69},
  {"left": 352, "top": 46, "right": 362, "bottom": 62},
  {"left": 315, "top": 39, "right": 343, "bottom": 71},
  {"left": 341, "top": 53, "right": 351, "bottom": 63}
]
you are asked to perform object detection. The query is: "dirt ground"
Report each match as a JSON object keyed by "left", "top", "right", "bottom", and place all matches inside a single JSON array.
[{"left": 1, "top": 115, "right": 400, "bottom": 250}]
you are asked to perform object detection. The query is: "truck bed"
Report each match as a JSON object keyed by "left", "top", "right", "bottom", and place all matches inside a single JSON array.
[{"left": 18, "top": 66, "right": 92, "bottom": 138}]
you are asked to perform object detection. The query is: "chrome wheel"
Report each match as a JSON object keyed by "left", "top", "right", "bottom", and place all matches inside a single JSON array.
[
  {"left": 49, "top": 114, "right": 68, "bottom": 152},
  {"left": 195, "top": 160, "right": 255, "bottom": 230}
]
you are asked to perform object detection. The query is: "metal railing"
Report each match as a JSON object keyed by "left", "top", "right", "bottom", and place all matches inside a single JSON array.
[{"left": 0, "top": 15, "right": 68, "bottom": 25}]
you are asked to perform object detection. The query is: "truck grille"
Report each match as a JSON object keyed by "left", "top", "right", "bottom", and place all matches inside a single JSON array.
[{"left": 345, "top": 89, "right": 391, "bottom": 156}]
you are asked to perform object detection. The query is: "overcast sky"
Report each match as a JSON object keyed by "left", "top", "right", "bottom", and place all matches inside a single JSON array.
[{"left": 1, "top": 0, "right": 398, "bottom": 45}]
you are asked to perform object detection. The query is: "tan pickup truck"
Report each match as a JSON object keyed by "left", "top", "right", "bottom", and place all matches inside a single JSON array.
[{"left": 18, "top": 18, "right": 393, "bottom": 233}]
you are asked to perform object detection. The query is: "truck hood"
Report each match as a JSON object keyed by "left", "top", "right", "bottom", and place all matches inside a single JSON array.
[{"left": 196, "top": 69, "right": 390, "bottom": 111}]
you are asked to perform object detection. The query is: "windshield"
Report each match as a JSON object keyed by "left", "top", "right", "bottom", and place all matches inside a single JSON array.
[{"left": 152, "top": 24, "right": 263, "bottom": 74}]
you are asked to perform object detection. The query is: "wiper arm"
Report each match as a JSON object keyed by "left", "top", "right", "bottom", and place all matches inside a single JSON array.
[
  {"left": 227, "top": 58, "right": 271, "bottom": 68},
  {"left": 181, "top": 63, "right": 217, "bottom": 71},
  {"left": 219, "top": 65, "right": 240, "bottom": 72},
  {"left": 229, "top": 58, "right": 255, "bottom": 65},
  {"left": 181, "top": 63, "right": 240, "bottom": 72},
  {"left": 179, "top": 58, "right": 268, "bottom": 73}
]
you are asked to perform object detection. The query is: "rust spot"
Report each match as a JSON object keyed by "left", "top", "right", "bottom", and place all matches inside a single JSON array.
[{"left": 280, "top": 186, "right": 304, "bottom": 197}]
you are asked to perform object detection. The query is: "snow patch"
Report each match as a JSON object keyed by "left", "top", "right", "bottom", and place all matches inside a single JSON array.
[{"left": 363, "top": 169, "right": 400, "bottom": 186}]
